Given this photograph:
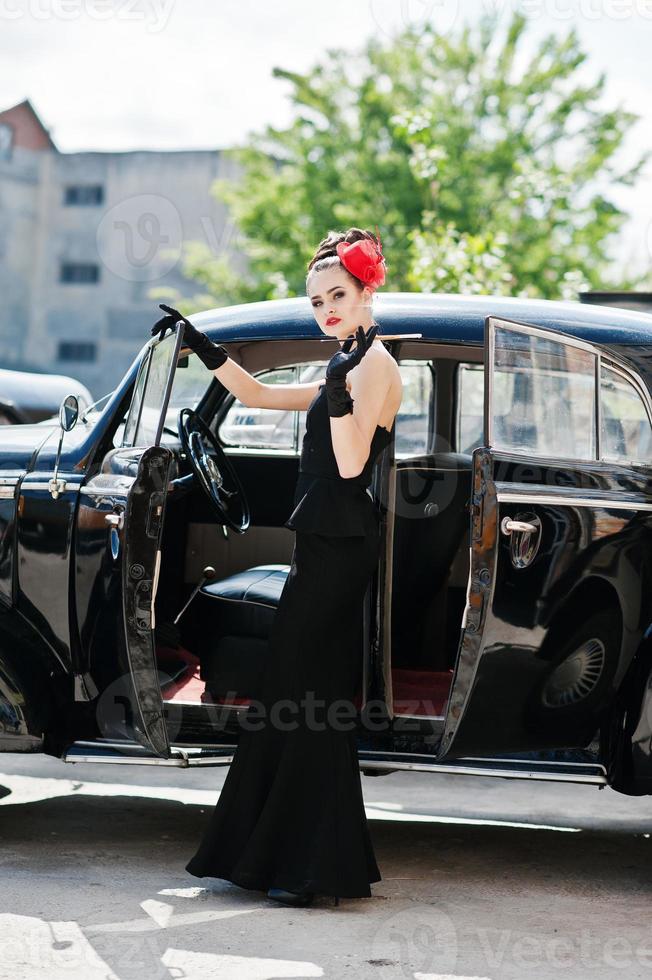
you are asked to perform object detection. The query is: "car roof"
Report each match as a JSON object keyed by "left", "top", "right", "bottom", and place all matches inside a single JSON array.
[{"left": 194, "top": 292, "right": 652, "bottom": 347}]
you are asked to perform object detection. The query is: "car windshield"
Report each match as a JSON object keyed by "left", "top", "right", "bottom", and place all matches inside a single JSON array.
[{"left": 124, "top": 333, "right": 212, "bottom": 447}]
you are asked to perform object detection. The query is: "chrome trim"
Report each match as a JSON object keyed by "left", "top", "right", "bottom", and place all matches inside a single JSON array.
[
  {"left": 20, "top": 480, "right": 82, "bottom": 493},
  {"left": 461, "top": 755, "right": 605, "bottom": 770},
  {"left": 485, "top": 316, "right": 494, "bottom": 448},
  {"left": 595, "top": 351, "right": 602, "bottom": 460},
  {"left": 0, "top": 474, "right": 22, "bottom": 484},
  {"left": 63, "top": 740, "right": 235, "bottom": 767},
  {"left": 62, "top": 738, "right": 607, "bottom": 780},
  {"left": 602, "top": 355, "right": 652, "bottom": 431},
  {"left": 65, "top": 751, "right": 190, "bottom": 767},
  {"left": 487, "top": 315, "right": 602, "bottom": 356},
  {"left": 0, "top": 486, "right": 16, "bottom": 499},
  {"left": 357, "top": 758, "right": 607, "bottom": 784},
  {"left": 392, "top": 712, "right": 444, "bottom": 722},
  {"left": 64, "top": 750, "right": 236, "bottom": 767},
  {"left": 495, "top": 483, "right": 652, "bottom": 511}
]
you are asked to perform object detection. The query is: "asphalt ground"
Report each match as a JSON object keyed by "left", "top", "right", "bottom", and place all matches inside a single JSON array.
[{"left": 1, "top": 752, "right": 651, "bottom": 979}]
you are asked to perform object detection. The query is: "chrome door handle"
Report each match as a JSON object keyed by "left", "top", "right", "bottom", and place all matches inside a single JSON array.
[
  {"left": 501, "top": 517, "right": 537, "bottom": 535},
  {"left": 105, "top": 511, "right": 124, "bottom": 530},
  {"left": 500, "top": 513, "right": 542, "bottom": 569}
]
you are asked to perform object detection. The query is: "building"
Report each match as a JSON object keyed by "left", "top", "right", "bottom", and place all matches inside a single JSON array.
[{"left": 0, "top": 99, "right": 244, "bottom": 397}]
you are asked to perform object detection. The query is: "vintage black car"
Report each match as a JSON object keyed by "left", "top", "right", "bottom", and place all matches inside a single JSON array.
[
  {"left": 3, "top": 293, "right": 652, "bottom": 797},
  {"left": 0, "top": 365, "right": 93, "bottom": 424}
]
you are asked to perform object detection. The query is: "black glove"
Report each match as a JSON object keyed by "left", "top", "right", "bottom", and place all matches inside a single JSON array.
[
  {"left": 150, "top": 304, "right": 229, "bottom": 371},
  {"left": 324, "top": 323, "right": 379, "bottom": 417}
]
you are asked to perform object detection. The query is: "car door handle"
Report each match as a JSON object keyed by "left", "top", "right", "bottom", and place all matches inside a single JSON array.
[
  {"left": 501, "top": 517, "right": 537, "bottom": 535},
  {"left": 105, "top": 511, "right": 124, "bottom": 530}
]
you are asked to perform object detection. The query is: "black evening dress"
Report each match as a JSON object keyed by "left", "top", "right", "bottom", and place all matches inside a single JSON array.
[{"left": 185, "top": 382, "right": 394, "bottom": 898}]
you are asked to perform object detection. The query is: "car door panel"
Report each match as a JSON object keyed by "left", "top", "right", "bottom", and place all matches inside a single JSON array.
[
  {"left": 74, "top": 326, "right": 183, "bottom": 758},
  {"left": 439, "top": 316, "right": 652, "bottom": 760},
  {"left": 119, "top": 445, "right": 172, "bottom": 756}
]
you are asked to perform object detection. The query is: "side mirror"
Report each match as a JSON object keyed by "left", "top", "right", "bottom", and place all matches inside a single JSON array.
[
  {"left": 49, "top": 394, "right": 80, "bottom": 499},
  {"left": 59, "top": 394, "right": 79, "bottom": 432}
]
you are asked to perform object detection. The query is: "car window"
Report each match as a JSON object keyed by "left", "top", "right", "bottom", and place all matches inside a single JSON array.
[
  {"left": 122, "top": 346, "right": 211, "bottom": 448},
  {"left": 219, "top": 363, "right": 326, "bottom": 451},
  {"left": 601, "top": 363, "right": 652, "bottom": 463},
  {"left": 218, "top": 359, "right": 432, "bottom": 456},
  {"left": 457, "top": 363, "right": 484, "bottom": 453},
  {"left": 122, "top": 348, "right": 151, "bottom": 447},
  {"left": 489, "top": 325, "right": 596, "bottom": 461},
  {"left": 159, "top": 352, "right": 213, "bottom": 445},
  {"left": 395, "top": 361, "right": 433, "bottom": 457}
]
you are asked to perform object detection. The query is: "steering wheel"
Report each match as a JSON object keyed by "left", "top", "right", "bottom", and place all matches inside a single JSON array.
[{"left": 177, "top": 408, "right": 250, "bottom": 533}]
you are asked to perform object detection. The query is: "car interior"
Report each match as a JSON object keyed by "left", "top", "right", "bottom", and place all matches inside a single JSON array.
[{"left": 143, "top": 337, "right": 484, "bottom": 724}]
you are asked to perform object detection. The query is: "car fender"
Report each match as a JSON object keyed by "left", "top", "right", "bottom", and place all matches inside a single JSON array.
[
  {"left": 0, "top": 610, "right": 70, "bottom": 754},
  {"left": 600, "top": 627, "right": 652, "bottom": 795}
]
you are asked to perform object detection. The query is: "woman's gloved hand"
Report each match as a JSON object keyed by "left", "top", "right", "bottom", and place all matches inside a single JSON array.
[
  {"left": 324, "top": 323, "right": 379, "bottom": 417},
  {"left": 150, "top": 304, "right": 229, "bottom": 371}
]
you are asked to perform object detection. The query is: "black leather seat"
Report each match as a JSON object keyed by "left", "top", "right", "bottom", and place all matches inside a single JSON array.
[
  {"left": 196, "top": 564, "right": 290, "bottom": 699},
  {"left": 390, "top": 452, "right": 473, "bottom": 671},
  {"left": 202, "top": 564, "right": 290, "bottom": 610}
]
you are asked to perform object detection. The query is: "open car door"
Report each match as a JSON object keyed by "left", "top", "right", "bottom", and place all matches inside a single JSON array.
[
  {"left": 75, "top": 324, "right": 184, "bottom": 759},
  {"left": 438, "top": 315, "right": 652, "bottom": 761}
]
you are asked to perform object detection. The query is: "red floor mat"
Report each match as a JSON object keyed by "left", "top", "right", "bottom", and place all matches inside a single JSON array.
[
  {"left": 157, "top": 645, "right": 204, "bottom": 702},
  {"left": 392, "top": 667, "right": 453, "bottom": 716},
  {"left": 157, "top": 646, "right": 453, "bottom": 717}
]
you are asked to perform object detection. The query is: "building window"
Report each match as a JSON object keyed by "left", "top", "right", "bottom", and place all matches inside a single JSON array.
[
  {"left": 59, "top": 262, "right": 100, "bottom": 284},
  {"left": 58, "top": 341, "right": 97, "bottom": 363},
  {"left": 63, "top": 185, "right": 104, "bottom": 206}
]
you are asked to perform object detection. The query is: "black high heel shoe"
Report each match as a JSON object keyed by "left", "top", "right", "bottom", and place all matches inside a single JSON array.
[{"left": 267, "top": 887, "right": 314, "bottom": 907}]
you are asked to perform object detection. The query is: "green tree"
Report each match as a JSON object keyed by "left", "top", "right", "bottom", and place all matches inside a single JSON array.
[{"left": 156, "top": 10, "right": 650, "bottom": 310}]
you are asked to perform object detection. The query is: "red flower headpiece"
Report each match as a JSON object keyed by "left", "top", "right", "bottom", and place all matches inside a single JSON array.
[{"left": 335, "top": 226, "right": 387, "bottom": 290}]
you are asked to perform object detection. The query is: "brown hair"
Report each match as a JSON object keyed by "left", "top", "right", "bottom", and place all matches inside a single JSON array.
[{"left": 306, "top": 227, "right": 381, "bottom": 290}]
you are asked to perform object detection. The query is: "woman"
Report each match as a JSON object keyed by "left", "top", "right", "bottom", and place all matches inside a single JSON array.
[{"left": 151, "top": 228, "right": 402, "bottom": 907}]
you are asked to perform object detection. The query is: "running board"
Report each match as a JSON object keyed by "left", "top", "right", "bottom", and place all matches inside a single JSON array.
[
  {"left": 63, "top": 740, "right": 235, "bottom": 767},
  {"left": 357, "top": 751, "right": 608, "bottom": 785},
  {"left": 62, "top": 741, "right": 608, "bottom": 784}
]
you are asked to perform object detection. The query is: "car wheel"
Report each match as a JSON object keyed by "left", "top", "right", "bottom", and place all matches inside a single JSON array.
[{"left": 534, "top": 609, "right": 620, "bottom": 723}]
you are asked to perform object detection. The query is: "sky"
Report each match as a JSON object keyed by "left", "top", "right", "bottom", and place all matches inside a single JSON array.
[{"left": 1, "top": 0, "right": 651, "bottom": 280}]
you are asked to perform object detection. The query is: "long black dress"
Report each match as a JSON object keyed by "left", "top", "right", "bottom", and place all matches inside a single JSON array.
[{"left": 185, "top": 382, "right": 394, "bottom": 898}]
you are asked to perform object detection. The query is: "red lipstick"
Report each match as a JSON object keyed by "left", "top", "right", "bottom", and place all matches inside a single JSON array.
[{"left": 326, "top": 316, "right": 341, "bottom": 326}]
